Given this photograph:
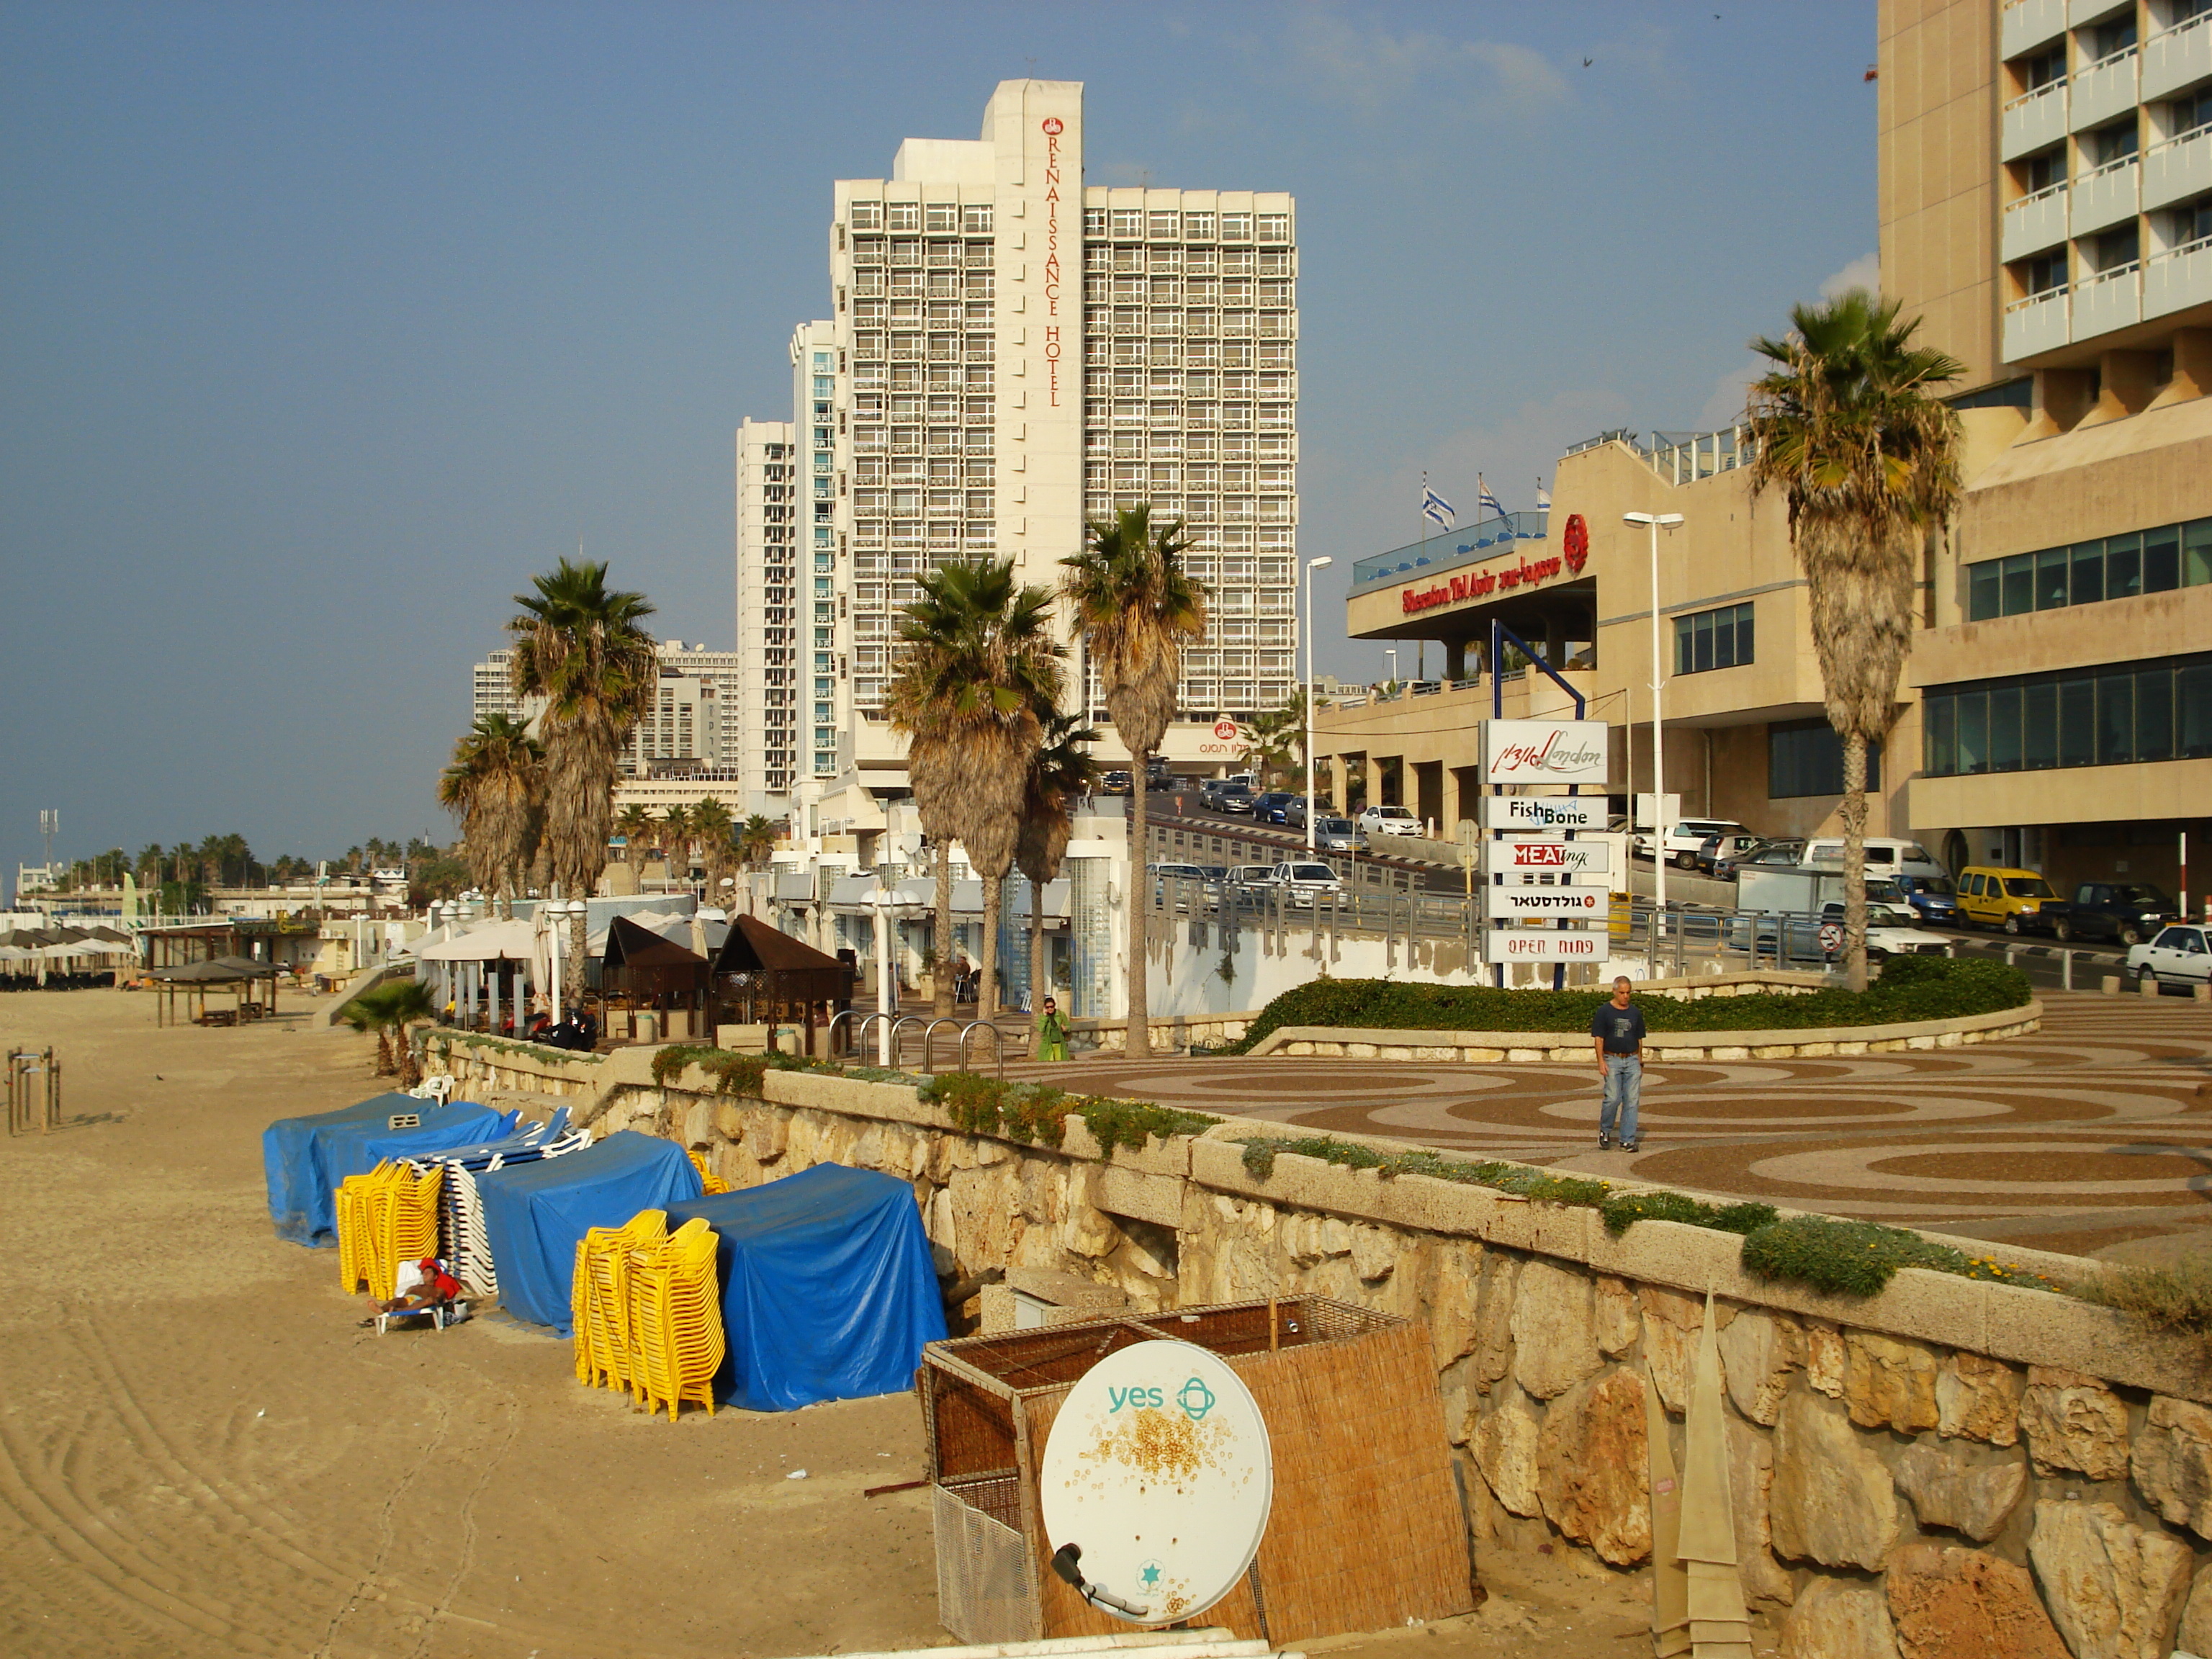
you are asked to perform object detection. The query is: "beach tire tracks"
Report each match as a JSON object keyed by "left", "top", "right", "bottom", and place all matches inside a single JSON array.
[
  {"left": 312, "top": 1377, "right": 451, "bottom": 1659},
  {"left": 406, "top": 1367, "right": 521, "bottom": 1659}
]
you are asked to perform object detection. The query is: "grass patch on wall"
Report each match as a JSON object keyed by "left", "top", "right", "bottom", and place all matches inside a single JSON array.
[{"left": 917, "top": 1073, "right": 1217, "bottom": 1154}]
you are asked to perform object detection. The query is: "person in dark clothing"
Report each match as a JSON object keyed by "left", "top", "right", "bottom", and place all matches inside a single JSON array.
[{"left": 1589, "top": 975, "right": 1647, "bottom": 1152}]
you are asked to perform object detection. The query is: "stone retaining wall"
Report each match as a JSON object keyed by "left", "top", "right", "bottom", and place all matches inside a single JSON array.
[{"left": 421, "top": 1028, "right": 2212, "bottom": 1657}]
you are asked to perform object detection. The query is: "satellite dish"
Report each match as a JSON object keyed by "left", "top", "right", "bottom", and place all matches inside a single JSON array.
[{"left": 1038, "top": 1339, "right": 1272, "bottom": 1626}]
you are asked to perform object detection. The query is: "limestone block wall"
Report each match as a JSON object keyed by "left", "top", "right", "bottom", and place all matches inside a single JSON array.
[{"left": 423, "top": 1033, "right": 2212, "bottom": 1658}]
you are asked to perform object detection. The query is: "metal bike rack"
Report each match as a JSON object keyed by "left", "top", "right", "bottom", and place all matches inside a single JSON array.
[
  {"left": 888, "top": 1014, "right": 930, "bottom": 1070},
  {"left": 826, "top": 1008, "right": 860, "bottom": 1058},
  {"left": 920, "top": 1017, "right": 964, "bottom": 1074},
  {"left": 956, "top": 1020, "right": 1024, "bottom": 1079}
]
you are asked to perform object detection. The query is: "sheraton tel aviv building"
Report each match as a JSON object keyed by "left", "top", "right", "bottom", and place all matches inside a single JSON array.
[
  {"left": 1318, "top": 0, "right": 2211, "bottom": 897},
  {"left": 734, "top": 79, "right": 1298, "bottom": 815}
]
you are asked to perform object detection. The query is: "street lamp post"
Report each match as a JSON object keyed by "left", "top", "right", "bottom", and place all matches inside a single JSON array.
[
  {"left": 1303, "top": 555, "right": 1334, "bottom": 850},
  {"left": 1384, "top": 648, "right": 1398, "bottom": 688},
  {"left": 1623, "top": 511, "right": 1685, "bottom": 960}
]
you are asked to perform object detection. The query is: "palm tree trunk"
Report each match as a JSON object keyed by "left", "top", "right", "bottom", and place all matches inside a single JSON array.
[
  {"left": 934, "top": 841, "right": 954, "bottom": 1017},
  {"left": 374, "top": 1029, "right": 395, "bottom": 1076},
  {"left": 981, "top": 873, "right": 1002, "bottom": 1020},
  {"left": 570, "top": 907, "right": 590, "bottom": 1018},
  {"left": 1126, "top": 763, "right": 1151, "bottom": 1058},
  {"left": 1029, "top": 877, "right": 1046, "bottom": 1035},
  {"left": 1840, "top": 731, "right": 1870, "bottom": 994}
]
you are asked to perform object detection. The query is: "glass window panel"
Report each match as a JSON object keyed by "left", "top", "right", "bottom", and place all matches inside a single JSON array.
[
  {"left": 1714, "top": 608, "right": 1735, "bottom": 667},
  {"left": 2136, "top": 667, "right": 2174, "bottom": 761},
  {"left": 1694, "top": 611, "right": 1714, "bottom": 673},
  {"left": 2022, "top": 682, "right": 2059, "bottom": 770},
  {"left": 2035, "top": 547, "right": 2071, "bottom": 609},
  {"left": 2144, "top": 526, "right": 2181, "bottom": 593},
  {"left": 1988, "top": 685, "right": 2023, "bottom": 771},
  {"left": 1956, "top": 691, "right": 1989, "bottom": 775},
  {"left": 2180, "top": 665, "right": 2212, "bottom": 759},
  {"left": 1969, "top": 560, "right": 2001, "bottom": 621},
  {"left": 2185, "top": 519, "right": 2212, "bottom": 588},
  {"left": 2097, "top": 673, "right": 2135, "bottom": 765},
  {"left": 2059, "top": 678, "right": 2096, "bottom": 766},
  {"left": 2107, "top": 532, "right": 2141, "bottom": 598},
  {"left": 1735, "top": 605, "right": 1753, "bottom": 665},
  {"left": 2070, "top": 541, "right": 2105, "bottom": 605},
  {"left": 1926, "top": 693, "right": 1957, "bottom": 775},
  {"left": 2000, "top": 553, "right": 2034, "bottom": 615},
  {"left": 1675, "top": 616, "right": 1693, "bottom": 677}
]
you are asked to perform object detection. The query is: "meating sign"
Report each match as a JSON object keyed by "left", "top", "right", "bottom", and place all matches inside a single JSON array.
[
  {"left": 1486, "top": 837, "right": 1613, "bottom": 876},
  {"left": 1482, "top": 795, "right": 1607, "bottom": 832},
  {"left": 1485, "top": 930, "right": 1611, "bottom": 964},
  {"left": 1485, "top": 886, "right": 1608, "bottom": 920},
  {"left": 1483, "top": 720, "right": 1609, "bottom": 786}
]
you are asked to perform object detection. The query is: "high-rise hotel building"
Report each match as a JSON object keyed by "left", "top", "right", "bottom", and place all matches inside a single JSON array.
[{"left": 736, "top": 79, "right": 1298, "bottom": 807}]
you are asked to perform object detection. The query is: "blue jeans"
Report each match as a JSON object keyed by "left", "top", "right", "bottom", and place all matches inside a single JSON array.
[{"left": 1601, "top": 1053, "right": 1642, "bottom": 1143}]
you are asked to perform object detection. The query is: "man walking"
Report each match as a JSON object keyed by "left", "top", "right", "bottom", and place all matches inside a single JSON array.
[{"left": 1591, "top": 975, "right": 1646, "bottom": 1152}]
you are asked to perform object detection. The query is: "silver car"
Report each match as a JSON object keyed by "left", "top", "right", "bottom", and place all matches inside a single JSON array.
[{"left": 1311, "top": 817, "right": 1362, "bottom": 852}]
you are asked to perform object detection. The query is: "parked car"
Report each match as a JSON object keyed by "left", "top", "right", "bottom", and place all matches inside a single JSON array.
[
  {"left": 1148, "top": 862, "right": 1210, "bottom": 888},
  {"left": 1269, "top": 861, "right": 1345, "bottom": 902},
  {"left": 1887, "top": 872, "right": 1964, "bottom": 930},
  {"left": 2127, "top": 925, "right": 2212, "bottom": 990},
  {"left": 1281, "top": 796, "right": 1316, "bottom": 829},
  {"left": 1227, "top": 864, "right": 1280, "bottom": 889},
  {"left": 1197, "top": 864, "right": 1230, "bottom": 883},
  {"left": 1802, "top": 837, "right": 1948, "bottom": 881},
  {"left": 1311, "top": 817, "right": 1363, "bottom": 853},
  {"left": 1357, "top": 804, "right": 1421, "bottom": 838},
  {"left": 1718, "top": 838, "right": 1805, "bottom": 881},
  {"left": 1819, "top": 900, "right": 1954, "bottom": 962},
  {"left": 1636, "top": 818, "right": 1750, "bottom": 869},
  {"left": 1212, "top": 783, "right": 1256, "bottom": 815},
  {"left": 1254, "top": 791, "right": 1298, "bottom": 824},
  {"left": 1695, "top": 832, "right": 1766, "bottom": 877},
  {"left": 1956, "top": 866, "right": 2058, "bottom": 934},
  {"left": 1102, "top": 770, "right": 1133, "bottom": 796},
  {"left": 2038, "top": 882, "right": 2180, "bottom": 946}
]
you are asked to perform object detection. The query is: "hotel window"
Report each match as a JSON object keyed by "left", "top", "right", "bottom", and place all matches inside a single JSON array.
[
  {"left": 1110, "top": 208, "right": 1143, "bottom": 238},
  {"left": 961, "top": 203, "right": 993, "bottom": 234},
  {"left": 1673, "top": 603, "right": 1754, "bottom": 674},
  {"left": 1256, "top": 213, "right": 1289, "bottom": 241},
  {"left": 1966, "top": 517, "right": 2207, "bottom": 619},
  {"left": 1771, "top": 719, "right": 1880, "bottom": 799},
  {"left": 1084, "top": 207, "right": 1107, "bottom": 237},
  {"left": 1923, "top": 653, "right": 2211, "bottom": 776},
  {"left": 1220, "top": 212, "right": 1252, "bottom": 240},
  {"left": 1184, "top": 210, "right": 1215, "bottom": 240},
  {"left": 925, "top": 202, "right": 958, "bottom": 233},
  {"left": 849, "top": 202, "right": 883, "bottom": 230},
  {"left": 1148, "top": 210, "right": 1177, "bottom": 239},
  {"left": 886, "top": 202, "right": 920, "bottom": 232}
]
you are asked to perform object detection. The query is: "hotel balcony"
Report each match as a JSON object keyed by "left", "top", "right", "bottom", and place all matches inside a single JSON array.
[
  {"left": 2143, "top": 10, "right": 2212, "bottom": 102},
  {"left": 2002, "top": 286, "right": 2070, "bottom": 361},
  {"left": 2146, "top": 234, "right": 2212, "bottom": 319},
  {"left": 2074, "top": 261, "right": 2143, "bottom": 337},
  {"left": 2070, "top": 154, "right": 2141, "bottom": 235},
  {"left": 2002, "top": 80, "right": 2069, "bottom": 161},
  {"left": 2145, "top": 125, "right": 2212, "bottom": 212},
  {"left": 2002, "top": 182, "right": 2071, "bottom": 261},
  {"left": 2002, "top": 0, "right": 2067, "bottom": 57},
  {"left": 2068, "top": 46, "right": 2139, "bottom": 134}
]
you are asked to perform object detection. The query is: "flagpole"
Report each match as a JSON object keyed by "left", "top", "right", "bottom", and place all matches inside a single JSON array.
[{"left": 1417, "top": 472, "right": 1431, "bottom": 683}]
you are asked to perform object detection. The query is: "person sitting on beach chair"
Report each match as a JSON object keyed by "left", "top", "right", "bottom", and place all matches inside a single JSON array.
[{"left": 370, "top": 1257, "right": 462, "bottom": 1318}]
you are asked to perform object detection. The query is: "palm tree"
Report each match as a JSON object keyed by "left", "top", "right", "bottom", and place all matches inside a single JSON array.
[
  {"left": 1016, "top": 708, "right": 1100, "bottom": 1022},
  {"left": 1240, "top": 689, "right": 1308, "bottom": 791},
  {"left": 738, "top": 814, "right": 778, "bottom": 868},
  {"left": 1745, "top": 289, "right": 1963, "bottom": 992},
  {"left": 508, "top": 558, "right": 658, "bottom": 967},
  {"left": 1061, "top": 505, "right": 1208, "bottom": 1057},
  {"left": 338, "top": 978, "right": 438, "bottom": 1081},
  {"left": 657, "top": 804, "right": 696, "bottom": 883},
  {"left": 439, "top": 713, "right": 546, "bottom": 915},
  {"left": 613, "top": 804, "right": 654, "bottom": 875},
  {"left": 886, "top": 557, "right": 1061, "bottom": 1017},
  {"left": 689, "top": 798, "right": 735, "bottom": 905}
]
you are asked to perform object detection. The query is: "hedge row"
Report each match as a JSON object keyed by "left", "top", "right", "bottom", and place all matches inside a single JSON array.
[
  {"left": 647, "top": 1044, "right": 916, "bottom": 1096},
  {"left": 1231, "top": 1133, "right": 2065, "bottom": 1298},
  {"left": 1223, "top": 954, "right": 2032, "bottom": 1053}
]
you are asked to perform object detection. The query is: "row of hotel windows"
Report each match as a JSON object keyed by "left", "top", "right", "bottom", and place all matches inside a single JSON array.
[
  {"left": 1966, "top": 518, "right": 2212, "bottom": 619},
  {"left": 1674, "top": 603, "right": 1755, "bottom": 676},
  {"left": 842, "top": 203, "right": 1292, "bottom": 243},
  {"left": 1923, "top": 655, "right": 2212, "bottom": 776}
]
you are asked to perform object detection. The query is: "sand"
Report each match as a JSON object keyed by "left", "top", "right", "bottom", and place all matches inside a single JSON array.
[{"left": 0, "top": 991, "right": 1678, "bottom": 1658}]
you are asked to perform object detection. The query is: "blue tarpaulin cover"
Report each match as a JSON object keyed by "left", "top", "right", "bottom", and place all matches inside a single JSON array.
[
  {"left": 263, "top": 1096, "right": 514, "bottom": 1246},
  {"left": 667, "top": 1164, "right": 946, "bottom": 1412},
  {"left": 476, "top": 1130, "right": 702, "bottom": 1334}
]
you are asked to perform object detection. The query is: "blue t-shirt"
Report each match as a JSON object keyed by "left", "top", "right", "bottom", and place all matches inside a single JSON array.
[{"left": 1591, "top": 1003, "right": 1646, "bottom": 1054}]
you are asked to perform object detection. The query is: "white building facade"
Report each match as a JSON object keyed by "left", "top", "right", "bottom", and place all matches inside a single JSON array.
[
  {"left": 735, "top": 413, "right": 801, "bottom": 798},
  {"left": 468, "top": 641, "right": 746, "bottom": 780}
]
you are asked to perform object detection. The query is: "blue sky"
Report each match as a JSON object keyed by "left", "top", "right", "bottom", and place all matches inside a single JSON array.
[{"left": 0, "top": 1, "right": 1875, "bottom": 869}]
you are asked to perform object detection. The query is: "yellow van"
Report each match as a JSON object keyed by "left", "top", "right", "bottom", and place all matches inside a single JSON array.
[{"left": 1956, "top": 866, "right": 2057, "bottom": 934}]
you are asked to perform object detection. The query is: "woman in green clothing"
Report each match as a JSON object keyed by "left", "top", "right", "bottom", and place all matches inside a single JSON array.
[{"left": 1035, "top": 996, "right": 1069, "bottom": 1063}]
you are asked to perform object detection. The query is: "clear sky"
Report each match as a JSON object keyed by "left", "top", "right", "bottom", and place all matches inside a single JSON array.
[{"left": 0, "top": 1, "right": 1876, "bottom": 871}]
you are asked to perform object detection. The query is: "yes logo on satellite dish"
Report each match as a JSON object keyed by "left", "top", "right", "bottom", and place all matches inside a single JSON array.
[{"left": 1040, "top": 1340, "right": 1272, "bottom": 1625}]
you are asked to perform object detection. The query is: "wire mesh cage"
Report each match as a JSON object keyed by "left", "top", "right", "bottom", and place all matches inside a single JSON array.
[{"left": 918, "top": 1296, "right": 1473, "bottom": 1645}]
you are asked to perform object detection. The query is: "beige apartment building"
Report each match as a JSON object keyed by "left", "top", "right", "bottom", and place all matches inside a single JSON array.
[{"left": 1317, "top": 0, "right": 2211, "bottom": 896}]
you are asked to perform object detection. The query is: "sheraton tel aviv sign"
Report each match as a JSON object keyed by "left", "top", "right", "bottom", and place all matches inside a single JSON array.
[{"left": 1401, "top": 513, "right": 1590, "bottom": 616}]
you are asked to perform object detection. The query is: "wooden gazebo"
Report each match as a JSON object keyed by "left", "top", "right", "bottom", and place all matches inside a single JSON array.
[
  {"left": 709, "top": 916, "right": 854, "bottom": 1056},
  {"left": 149, "top": 956, "right": 283, "bottom": 1027},
  {"left": 600, "top": 914, "right": 711, "bottom": 1043}
]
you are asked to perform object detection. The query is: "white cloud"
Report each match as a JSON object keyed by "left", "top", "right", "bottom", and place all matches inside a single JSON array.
[
  {"left": 1820, "top": 251, "right": 1880, "bottom": 300},
  {"left": 1268, "top": 4, "right": 1570, "bottom": 120},
  {"left": 1697, "top": 356, "right": 1764, "bottom": 429}
]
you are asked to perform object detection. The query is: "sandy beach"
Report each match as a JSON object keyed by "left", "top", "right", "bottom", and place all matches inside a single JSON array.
[{"left": 0, "top": 991, "right": 1662, "bottom": 1658}]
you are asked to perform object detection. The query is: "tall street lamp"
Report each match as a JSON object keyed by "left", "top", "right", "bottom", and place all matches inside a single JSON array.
[
  {"left": 1622, "top": 511, "right": 1685, "bottom": 939},
  {"left": 1303, "top": 555, "right": 1334, "bottom": 851}
]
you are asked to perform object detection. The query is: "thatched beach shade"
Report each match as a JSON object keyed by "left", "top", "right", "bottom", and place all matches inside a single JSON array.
[
  {"left": 149, "top": 955, "right": 282, "bottom": 1028},
  {"left": 600, "top": 914, "right": 711, "bottom": 1043},
  {"left": 707, "top": 915, "right": 854, "bottom": 1057}
]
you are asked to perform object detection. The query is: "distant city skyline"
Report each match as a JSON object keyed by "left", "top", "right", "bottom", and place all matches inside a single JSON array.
[{"left": 0, "top": 3, "right": 1875, "bottom": 863}]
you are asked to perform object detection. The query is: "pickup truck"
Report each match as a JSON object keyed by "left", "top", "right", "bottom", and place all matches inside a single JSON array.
[{"left": 2036, "top": 882, "right": 2181, "bottom": 946}]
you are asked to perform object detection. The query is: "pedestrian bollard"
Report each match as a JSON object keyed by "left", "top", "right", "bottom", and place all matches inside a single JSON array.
[
  {"left": 2141, "top": 973, "right": 2162, "bottom": 996},
  {"left": 2196, "top": 984, "right": 2211, "bottom": 1004},
  {"left": 2062, "top": 950, "right": 2073, "bottom": 991},
  {"left": 2101, "top": 974, "right": 2121, "bottom": 994}
]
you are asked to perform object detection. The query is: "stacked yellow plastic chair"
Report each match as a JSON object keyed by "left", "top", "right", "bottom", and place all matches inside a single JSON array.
[
  {"left": 571, "top": 1209, "right": 667, "bottom": 1393},
  {"left": 629, "top": 1216, "right": 724, "bottom": 1423},
  {"left": 336, "top": 1161, "right": 443, "bottom": 1300},
  {"left": 335, "top": 1164, "right": 382, "bottom": 1295},
  {"left": 687, "top": 1149, "right": 731, "bottom": 1195}
]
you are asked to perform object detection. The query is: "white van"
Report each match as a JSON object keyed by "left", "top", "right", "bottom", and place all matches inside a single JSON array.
[{"left": 1802, "top": 837, "right": 1947, "bottom": 879}]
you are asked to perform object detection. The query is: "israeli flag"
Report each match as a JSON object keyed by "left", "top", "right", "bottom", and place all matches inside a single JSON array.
[
  {"left": 1421, "top": 487, "right": 1454, "bottom": 528},
  {"left": 1477, "top": 481, "right": 1508, "bottom": 521},
  {"left": 1536, "top": 482, "right": 1552, "bottom": 511}
]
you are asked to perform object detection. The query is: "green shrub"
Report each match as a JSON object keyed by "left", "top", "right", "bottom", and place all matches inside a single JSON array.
[
  {"left": 916, "top": 1073, "right": 1215, "bottom": 1154},
  {"left": 1223, "top": 956, "right": 2031, "bottom": 1053},
  {"left": 2072, "top": 1256, "right": 2212, "bottom": 1340},
  {"left": 1599, "top": 1191, "right": 1777, "bottom": 1238},
  {"left": 1737, "top": 1215, "right": 2060, "bottom": 1297}
]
